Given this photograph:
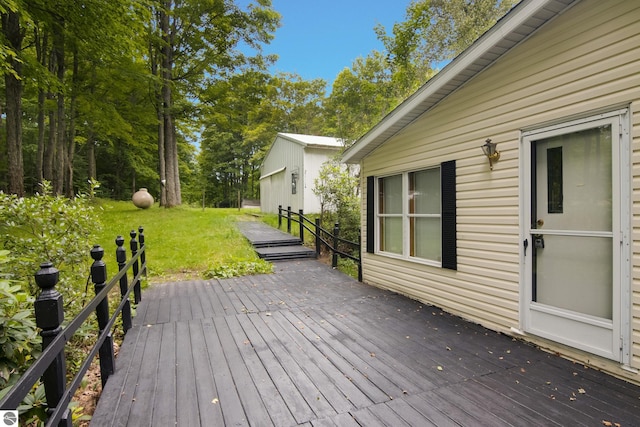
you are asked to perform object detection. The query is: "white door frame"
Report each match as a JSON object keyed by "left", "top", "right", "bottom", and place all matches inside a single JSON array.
[{"left": 519, "top": 108, "right": 631, "bottom": 364}]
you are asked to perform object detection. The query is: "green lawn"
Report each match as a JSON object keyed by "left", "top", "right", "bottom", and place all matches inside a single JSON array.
[{"left": 94, "top": 201, "right": 269, "bottom": 282}]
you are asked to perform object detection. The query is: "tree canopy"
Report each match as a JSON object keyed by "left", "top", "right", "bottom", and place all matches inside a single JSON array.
[{"left": 1, "top": 0, "right": 517, "bottom": 207}]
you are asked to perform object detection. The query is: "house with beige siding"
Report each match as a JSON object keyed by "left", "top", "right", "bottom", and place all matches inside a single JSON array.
[
  {"left": 260, "top": 133, "right": 343, "bottom": 214},
  {"left": 342, "top": 0, "right": 640, "bottom": 385}
]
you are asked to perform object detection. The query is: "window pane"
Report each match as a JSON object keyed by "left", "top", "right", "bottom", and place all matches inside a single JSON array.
[
  {"left": 410, "top": 168, "right": 440, "bottom": 214},
  {"left": 379, "top": 175, "right": 402, "bottom": 214},
  {"left": 411, "top": 217, "right": 441, "bottom": 261},
  {"left": 547, "top": 147, "right": 562, "bottom": 213},
  {"left": 380, "top": 217, "right": 402, "bottom": 254}
]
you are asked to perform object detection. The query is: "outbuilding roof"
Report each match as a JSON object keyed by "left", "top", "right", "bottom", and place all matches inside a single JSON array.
[
  {"left": 342, "top": 0, "right": 579, "bottom": 164},
  {"left": 278, "top": 132, "right": 344, "bottom": 149}
]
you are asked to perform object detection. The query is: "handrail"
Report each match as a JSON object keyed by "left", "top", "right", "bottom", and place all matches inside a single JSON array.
[
  {"left": 278, "top": 206, "right": 362, "bottom": 281},
  {"left": 0, "top": 227, "right": 147, "bottom": 427}
]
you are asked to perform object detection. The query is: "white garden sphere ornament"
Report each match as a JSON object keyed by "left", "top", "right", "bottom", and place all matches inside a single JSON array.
[{"left": 132, "top": 188, "right": 154, "bottom": 209}]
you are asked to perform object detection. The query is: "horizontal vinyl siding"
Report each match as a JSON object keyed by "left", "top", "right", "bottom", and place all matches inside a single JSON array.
[{"left": 361, "top": 0, "right": 640, "bottom": 372}]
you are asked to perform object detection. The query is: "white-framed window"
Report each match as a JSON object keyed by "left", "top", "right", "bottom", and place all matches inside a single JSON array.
[{"left": 377, "top": 166, "right": 442, "bottom": 264}]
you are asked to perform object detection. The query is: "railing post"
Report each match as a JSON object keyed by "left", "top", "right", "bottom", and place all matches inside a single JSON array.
[
  {"left": 299, "top": 209, "right": 304, "bottom": 242},
  {"left": 34, "top": 262, "right": 72, "bottom": 427},
  {"left": 358, "top": 230, "right": 363, "bottom": 282},
  {"left": 90, "top": 245, "right": 115, "bottom": 387},
  {"left": 130, "top": 230, "right": 141, "bottom": 304},
  {"left": 332, "top": 222, "right": 340, "bottom": 268},
  {"left": 116, "top": 236, "right": 133, "bottom": 334},
  {"left": 138, "top": 226, "right": 147, "bottom": 277},
  {"left": 315, "top": 218, "right": 321, "bottom": 258},
  {"left": 287, "top": 206, "right": 292, "bottom": 234},
  {"left": 278, "top": 205, "right": 282, "bottom": 229}
]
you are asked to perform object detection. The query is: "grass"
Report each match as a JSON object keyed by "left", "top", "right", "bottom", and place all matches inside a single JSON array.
[{"left": 92, "top": 200, "right": 270, "bottom": 282}]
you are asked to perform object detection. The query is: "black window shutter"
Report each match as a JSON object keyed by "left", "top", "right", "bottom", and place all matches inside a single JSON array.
[
  {"left": 441, "top": 161, "right": 457, "bottom": 270},
  {"left": 366, "top": 175, "right": 375, "bottom": 253}
]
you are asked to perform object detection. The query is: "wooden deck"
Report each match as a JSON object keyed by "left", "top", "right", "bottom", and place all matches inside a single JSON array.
[{"left": 91, "top": 259, "right": 640, "bottom": 426}]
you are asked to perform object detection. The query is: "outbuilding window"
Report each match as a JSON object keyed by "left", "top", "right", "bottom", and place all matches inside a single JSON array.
[{"left": 367, "top": 160, "right": 456, "bottom": 269}]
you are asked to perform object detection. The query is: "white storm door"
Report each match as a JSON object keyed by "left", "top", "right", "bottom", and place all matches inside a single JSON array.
[{"left": 522, "top": 111, "right": 628, "bottom": 362}]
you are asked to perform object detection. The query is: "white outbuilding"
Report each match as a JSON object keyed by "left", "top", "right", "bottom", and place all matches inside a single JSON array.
[{"left": 260, "top": 133, "right": 343, "bottom": 214}]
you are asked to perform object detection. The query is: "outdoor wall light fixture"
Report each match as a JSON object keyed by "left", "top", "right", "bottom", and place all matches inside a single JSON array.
[
  {"left": 481, "top": 138, "right": 500, "bottom": 170},
  {"left": 291, "top": 171, "right": 299, "bottom": 194}
]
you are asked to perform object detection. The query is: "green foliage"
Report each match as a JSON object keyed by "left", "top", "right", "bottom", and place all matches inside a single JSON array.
[
  {"left": 0, "top": 181, "right": 100, "bottom": 315},
  {"left": 0, "top": 250, "right": 39, "bottom": 390},
  {"left": 377, "top": 0, "right": 518, "bottom": 71},
  {"left": 313, "top": 159, "right": 361, "bottom": 244},
  {"left": 16, "top": 382, "right": 47, "bottom": 426},
  {"left": 203, "top": 258, "right": 273, "bottom": 279},
  {"left": 325, "top": 52, "right": 402, "bottom": 142}
]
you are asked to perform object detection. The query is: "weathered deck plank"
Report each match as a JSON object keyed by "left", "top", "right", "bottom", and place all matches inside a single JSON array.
[{"left": 93, "top": 259, "right": 640, "bottom": 426}]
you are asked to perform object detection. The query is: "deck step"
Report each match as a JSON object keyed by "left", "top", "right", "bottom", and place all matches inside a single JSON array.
[
  {"left": 255, "top": 245, "right": 317, "bottom": 261},
  {"left": 237, "top": 220, "right": 317, "bottom": 262},
  {"left": 251, "top": 238, "right": 302, "bottom": 248}
]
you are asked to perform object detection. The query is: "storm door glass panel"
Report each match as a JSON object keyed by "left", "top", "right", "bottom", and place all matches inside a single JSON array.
[
  {"left": 533, "top": 125, "right": 612, "bottom": 319},
  {"left": 535, "top": 235, "right": 612, "bottom": 318},
  {"left": 379, "top": 175, "right": 403, "bottom": 254},
  {"left": 409, "top": 168, "right": 441, "bottom": 260}
]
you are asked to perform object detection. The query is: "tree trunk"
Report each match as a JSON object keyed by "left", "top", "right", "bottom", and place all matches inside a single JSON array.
[
  {"left": 36, "top": 90, "right": 46, "bottom": 184},
  {"left": 65, "top": 50, "right": 79, "bottom": 198},
  {"left": 2, "top": 11, "right": 24, "bottom": 196},
  {"left": 44, "top": 108, "right": 56, "bottom": 183},
  {"left": 159, "top": 1, "right": 181, "bottom": 207},
  {"left": 35, "top": 27, "right": 48, "bottom": 186},
  {"left": 87, "top": 136, "right": 96, "bottom": 181},
  {"left": 52, "top": 16, "right": 65, "bottom": 195},
  {"left": 151, "top": 8, "right": 166, "bottom": 206}
]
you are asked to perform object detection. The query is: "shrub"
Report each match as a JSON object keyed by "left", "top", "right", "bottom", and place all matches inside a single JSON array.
[
  {"left": 203, "top": 258, "right": 273, "bottom": 279},
  {"left": 313, "top": 160, "right": 361, "bottom": 246},
  {"left": 0, "top": 250, "right": 39, "bottom": 390},
  {"left": 0, "top": 181, "right": 100, "bottom": 317}
]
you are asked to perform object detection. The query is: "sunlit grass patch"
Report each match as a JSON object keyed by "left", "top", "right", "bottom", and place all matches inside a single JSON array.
[{"left": 94, "top": 200, "right": 269, "bottom": 281}]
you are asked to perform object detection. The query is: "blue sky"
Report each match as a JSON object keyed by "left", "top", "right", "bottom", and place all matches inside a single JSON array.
[{"left": 262, "top": 0, "right": 411, "bottom": 87}]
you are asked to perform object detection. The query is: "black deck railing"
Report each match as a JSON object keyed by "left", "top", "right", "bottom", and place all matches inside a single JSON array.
[
  {"left": 278, "top": 205, "right": 362, "bottom": 282},
  {"left": 0, "top": 227, "right": 148, "bottom": 427}
]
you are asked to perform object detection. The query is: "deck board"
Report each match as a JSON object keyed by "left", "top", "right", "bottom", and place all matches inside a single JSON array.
[{"left": 93, "top": 259, "right": 640, "bottom": 426}]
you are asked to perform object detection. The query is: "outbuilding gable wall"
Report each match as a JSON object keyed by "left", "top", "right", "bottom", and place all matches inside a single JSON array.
[
  {"left": 260, "top": 137, "right": 305, "bottom": 213},
  {"left": 360, "top": 0, "right": 640, "bottom": 379}
]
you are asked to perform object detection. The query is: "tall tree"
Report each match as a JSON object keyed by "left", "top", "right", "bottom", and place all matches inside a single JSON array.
[
  {"left": 377, "top": 0, "right": 518, "bottom": 78},
  {"left": 148, "top": 0, "right": 279, "bottom": 207},
  {"left": 324, "top": 51, "right": 402, "bottom": 143},
  {"left": 1, "top": 5, "right": 25, "bottom": 195}
]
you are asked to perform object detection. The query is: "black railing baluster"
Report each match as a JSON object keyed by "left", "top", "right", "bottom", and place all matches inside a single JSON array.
[
  {"left": 138, "top": 226, "right": 147, "bottom": 277},
  {"left": 287, "top": 206, "right": 292, "bottom": 234},
  {"left": 90, "top": 245, "right": 115, "bottom": 387},
  {"left": 332, "top": 223, "right": 340, "bottom": 269},
  {"left": 116, "top": 236, "right": 133, "bottom": 334},
  {"left": 130, "top": 230, "right": 141, "bottom": 304},
  {"left": 278, "top": 205, "right": 282, "bottom": 229},
  {"left": 299, "top": 209, "right": 304, "bottom": 242},
  {"left": 34, "top": 262, "right": 72, "bottom": 427},
  {"left": 358, "top": 230, "right": 363, "bottom": 282},
  {"left": 315, "top": 218, "right": 321, "bottom": 258}
]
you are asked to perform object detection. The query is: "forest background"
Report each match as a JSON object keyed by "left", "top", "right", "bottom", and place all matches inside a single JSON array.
[{"left": 0, "top": 0, "right": 517, "bottom": 209}]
